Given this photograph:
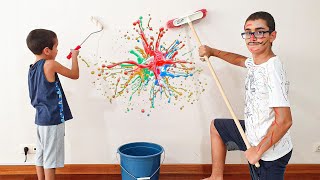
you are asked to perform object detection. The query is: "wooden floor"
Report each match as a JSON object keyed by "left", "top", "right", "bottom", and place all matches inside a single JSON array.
[
  {"left": 1, "top": 174, "right": 320, "bottom": 180},
  {"left": 0, "top": 164, "right": 319, "bottom": 180}
]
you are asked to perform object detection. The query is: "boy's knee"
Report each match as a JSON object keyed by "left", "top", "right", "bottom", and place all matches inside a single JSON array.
[
  {"left": 211, "top": 118, "right": 221, "bottom": 127},
  {"left": 210, "top": 119, "right": 218, "bottom": 134}
]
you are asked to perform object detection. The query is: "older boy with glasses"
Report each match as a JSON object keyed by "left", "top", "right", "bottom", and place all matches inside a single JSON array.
[{"left": 199, "top": 11, "right": 293, "bottom": 180}]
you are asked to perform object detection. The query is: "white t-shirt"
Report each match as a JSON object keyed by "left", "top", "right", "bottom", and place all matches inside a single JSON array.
[{"left": 244, "top": 56, "right": 293, "bottom": 161}]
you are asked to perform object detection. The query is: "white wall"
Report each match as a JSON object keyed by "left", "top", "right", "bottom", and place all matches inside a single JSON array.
[{"left": 0, "top": 0, "right": 319, "bottom": 165}]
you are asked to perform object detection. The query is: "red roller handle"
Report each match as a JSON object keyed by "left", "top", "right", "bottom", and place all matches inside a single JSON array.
[{"left": 67, "top": 45, "right": 81, "bottom": 59}]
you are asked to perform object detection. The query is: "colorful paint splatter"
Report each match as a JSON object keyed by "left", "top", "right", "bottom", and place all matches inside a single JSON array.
[{"left": 81, "top": 14, "right": 206, "bottom": 114}]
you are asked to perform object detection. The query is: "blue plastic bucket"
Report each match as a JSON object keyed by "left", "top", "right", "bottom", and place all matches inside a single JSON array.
[{"left": 117, "top": 142, "right": 164, "bottom": 180}]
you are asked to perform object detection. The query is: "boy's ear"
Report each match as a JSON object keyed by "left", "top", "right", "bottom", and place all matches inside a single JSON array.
[
  {"left": 42, "top": 47, "right": 50, "bottom": 55},
  {"left": 270, "top": 31, "right": 277, "bottom": 43}
]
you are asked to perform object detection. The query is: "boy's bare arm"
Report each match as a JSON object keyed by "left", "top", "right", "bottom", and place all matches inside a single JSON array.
[
  {"left": 199, "top": 45, "right": 247, "bottom": 67},
  {"left": 245, "top": 107, "right": 292, "bottom": 164},
  {"left": 52, "top": 50, "right": 79, "bottom": 79},
  {"left": 257, "top": 107, "right": 293, "bottom": 155}
]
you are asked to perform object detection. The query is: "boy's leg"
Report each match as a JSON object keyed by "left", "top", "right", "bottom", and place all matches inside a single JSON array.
[
  {"left": 203, "top": 119, "right": 247, "bottom": 180},
  {"left": 36, "top": 166, "right": 45, "bottom": 180},
  {"left": 203, "top": 120, "right": 227, "bottom": 180},
  {"left": 44, "top": 168, "right": 56, "bottom": 180},
  {"left": 38, "top": 123, "right": 65, "bottom": 180}
]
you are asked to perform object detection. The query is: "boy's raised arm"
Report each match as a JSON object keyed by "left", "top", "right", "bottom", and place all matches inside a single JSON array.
[
  {"left": 52, "top": 50, "right": 79, "bottom": 79},
  {"left": 199, "top": 45, "right": 247, "bottom": 67}
]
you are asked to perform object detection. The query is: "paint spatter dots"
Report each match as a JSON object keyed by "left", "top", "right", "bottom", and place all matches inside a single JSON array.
[{"left": 81, "top": 14, "right": 207, "bottom": 115}]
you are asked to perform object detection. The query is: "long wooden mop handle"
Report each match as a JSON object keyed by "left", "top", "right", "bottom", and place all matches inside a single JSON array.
[{"left": 187, "top": 21, "right": 260, "bottom": 168}]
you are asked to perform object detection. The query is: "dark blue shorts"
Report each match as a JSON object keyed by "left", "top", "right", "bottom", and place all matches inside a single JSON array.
[{"left": 214, "top": 118, "right": 292, "bottom": 180}]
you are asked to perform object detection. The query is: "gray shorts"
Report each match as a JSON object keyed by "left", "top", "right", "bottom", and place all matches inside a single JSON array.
[{"left": 35, "top": 123, "right": 65, "bottom": 169}]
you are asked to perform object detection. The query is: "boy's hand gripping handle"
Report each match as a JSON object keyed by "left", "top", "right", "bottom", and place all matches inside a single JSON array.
[{"left": 67, "top": 45, "right": 81, "bottom": 59}]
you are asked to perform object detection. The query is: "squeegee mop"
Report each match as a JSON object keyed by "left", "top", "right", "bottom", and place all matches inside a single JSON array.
[{"left": 167, "top": 9, "right": 260, "bottom": 169}]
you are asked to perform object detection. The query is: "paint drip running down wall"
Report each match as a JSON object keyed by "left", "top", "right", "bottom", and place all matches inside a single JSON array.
[{"left": 81, "top": 14, "right": 207, "bottom": 115}]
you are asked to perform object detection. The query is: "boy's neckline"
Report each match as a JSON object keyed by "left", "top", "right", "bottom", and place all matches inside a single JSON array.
[
  {"left": 252, "top": 55, "right": 277, "bottom": 66},
  {"left": 30, "top": 59, "right": 45, "bottom": 68}
]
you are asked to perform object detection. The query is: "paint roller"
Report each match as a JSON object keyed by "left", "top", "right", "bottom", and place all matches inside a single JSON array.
[
  {"left": 66, "top": 16, "right": 104, "bottom": 59},
  {"left": 167, "top": 9, "right": 260, "bottom": 169}
]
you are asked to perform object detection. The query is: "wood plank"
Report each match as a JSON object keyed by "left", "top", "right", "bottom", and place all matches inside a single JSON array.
[
  {"left": 0, "top": 164, "right": 319, "bottom": 179},
  {"left": 1, "top": 174, "right": 319, "bottom": 180}
]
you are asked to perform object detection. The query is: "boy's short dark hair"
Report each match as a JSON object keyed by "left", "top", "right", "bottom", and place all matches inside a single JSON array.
[
  {"left": 245, "top": 11, "right": 275, "bottom": 32},
  {"left": 26, "top": 29, "right": 57, "bottom": 55}
]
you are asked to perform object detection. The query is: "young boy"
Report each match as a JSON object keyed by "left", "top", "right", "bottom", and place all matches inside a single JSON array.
[
  {"left": 198, "top": 11, "right": 293, "bottom": 180},
  {"left": 27, "top": 29, "right": 79, "bottom": 180}
]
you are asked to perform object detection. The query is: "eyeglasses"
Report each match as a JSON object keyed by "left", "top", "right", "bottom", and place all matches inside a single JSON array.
[{"left": 241, "top": 30, "right": 273, "bottom": 39}]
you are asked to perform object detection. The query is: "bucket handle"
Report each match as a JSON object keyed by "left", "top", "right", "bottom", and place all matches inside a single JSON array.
[{"left": 116, "top": 150, "right": 166, "bottom": 180}]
